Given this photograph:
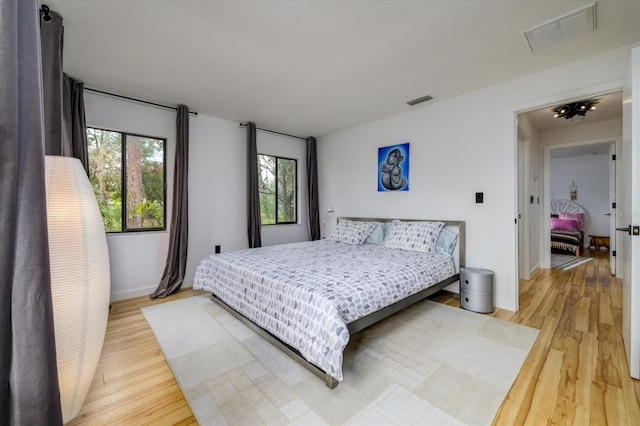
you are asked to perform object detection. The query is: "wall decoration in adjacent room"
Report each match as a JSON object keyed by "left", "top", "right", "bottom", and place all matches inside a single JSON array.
[
  {"left": 378, "top": 142, "right": 409, "bottom": 191},
  {"left": 569, "top": 180, "right": 578, "bottom": 200}
]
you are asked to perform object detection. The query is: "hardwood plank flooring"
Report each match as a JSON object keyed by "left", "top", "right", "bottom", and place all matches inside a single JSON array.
[
  {"left": 67, "top": 289, "right": 206, "bottom": 426},
  {"left": 69, "top": 249, "right": 640, "bottom": 425}
]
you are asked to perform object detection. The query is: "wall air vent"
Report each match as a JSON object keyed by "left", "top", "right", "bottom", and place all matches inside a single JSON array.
[
  {"left": 524, "top": 3, "right": 596, "bottom": 52},
  {"left": 406, "top": 94, "right": 434, "bottom": 106}
]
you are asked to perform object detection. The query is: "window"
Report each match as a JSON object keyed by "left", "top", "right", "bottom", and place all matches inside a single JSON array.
[
  {"left": 257, "top": 154, "right": 297, "bottom": 225},
  {"left": 86, "top": 127, "right": 166, "bottom": 233}
]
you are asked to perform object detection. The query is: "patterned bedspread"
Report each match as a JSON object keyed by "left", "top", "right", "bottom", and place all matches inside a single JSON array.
[
  {"left": 551, "top": 229, "right": 583, "bottom": 253},
  {"left": 193, "top": 239, "right": 455, "bottom": 382}
]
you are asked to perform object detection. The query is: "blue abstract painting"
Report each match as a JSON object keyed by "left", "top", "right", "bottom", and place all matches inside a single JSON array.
[{"left": 378, "top": 142, "right": 409, "bottom": 192}]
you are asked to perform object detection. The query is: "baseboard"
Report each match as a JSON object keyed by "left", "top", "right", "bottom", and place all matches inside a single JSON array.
[
  {"left": 495, "top": 296, "right": 514, "bottom": 312},
  {"left": 110, "top": 284, "right": 196, "bottom": 302},
  {"left": 529, "top": 263, "right": 540, "bottom": 275},
  {"left": 110, "top": 285, "right": 157, "bottom": 302}
]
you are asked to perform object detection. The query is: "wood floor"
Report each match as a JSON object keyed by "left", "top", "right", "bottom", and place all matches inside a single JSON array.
[{"left": 69, "top": 249, "right": 640, "bottom": 425}]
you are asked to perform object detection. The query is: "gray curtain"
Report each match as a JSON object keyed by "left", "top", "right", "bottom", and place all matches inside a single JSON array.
[
  {"left": 40, "top": 7, "right": 64, "bottom": 155},
  {"left": 247, "top": 122, "right": 262, "bottom": 248},
  {"left": 40, "top": 6, "right": 89, "bottom": 171},
  {"left": 63, "top": 74, "right": 89, "bottom": 173},
  {"left": 151, "top": 105, "right": 190, "bottom": 298},
  {"left": 306, "top": 137, "right": 321, "bottom": 240},
  {"left": 0, "top": 0, "right": 63, "bottom": 424}
]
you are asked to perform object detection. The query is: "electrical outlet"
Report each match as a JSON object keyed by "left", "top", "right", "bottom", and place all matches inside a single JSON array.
[
  {"left": 215, "top": 245, "right": 221, "bottom": 254},
  {"left": 475, "top": 192, "right": 484, "bottom": 203}
]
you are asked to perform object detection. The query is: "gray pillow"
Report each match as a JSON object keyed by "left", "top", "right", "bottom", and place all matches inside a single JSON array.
[
  {"left": 436, "top": 227, "right": 458, "bottom": 256},
  {"left": 365, "top": 222, "right": 385, "bottom": 245}
]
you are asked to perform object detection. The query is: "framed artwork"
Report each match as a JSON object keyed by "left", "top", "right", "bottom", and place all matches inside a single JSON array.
[{"left": 378, "top": 142, "right": 409, "bottom": 191}]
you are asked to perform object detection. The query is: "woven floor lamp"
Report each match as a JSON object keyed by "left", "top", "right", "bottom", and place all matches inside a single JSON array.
[{"left": 45, "top": 156, "right": 111, "bottom": 422}]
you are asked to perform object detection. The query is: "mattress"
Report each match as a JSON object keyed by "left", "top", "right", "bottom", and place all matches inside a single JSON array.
[{"left": 193, "top": 239, "right": 455, "bottom": 382}]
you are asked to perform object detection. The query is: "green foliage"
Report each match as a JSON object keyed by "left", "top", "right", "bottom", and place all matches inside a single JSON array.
[
  {"left": 128, "top": 199, "right": 164, "bottom": 229},
  {"left": 257, "top": 154, "right": 296, "bottom": 225},
  {"left": 87, "top": 128, "right": 165, "bottom": 232},
  {"left": 96, "top": 194, "right": 122, "bottom": 233},
  {"left": 277, "top": 158, "right": 296, "bottom": 223}
]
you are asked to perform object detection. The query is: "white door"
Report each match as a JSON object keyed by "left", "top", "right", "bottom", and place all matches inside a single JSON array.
[
  {"left": 621, "top": 47, "right": 640, "bottom": 379},
  {"left": 609, "top": 143, "right": 616, "bottom": 275}
]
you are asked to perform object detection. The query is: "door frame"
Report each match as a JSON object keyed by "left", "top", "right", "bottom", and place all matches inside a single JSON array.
[
  {"left": 541, "top": 137, "right": 621, "bottom": 269},
  {"left": 512, "top": 80, "right": 624, "bottom": 309},
  {"left": 609, "top": 143, "right": 618, "bottom": 276}
]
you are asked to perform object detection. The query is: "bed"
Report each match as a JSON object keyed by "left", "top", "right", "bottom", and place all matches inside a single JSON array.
[
  {"left": 193, "top": 217, "right": 465, "bottom": 388},
  {"left": 550, "top": 199, "right": 588, "bottom": 257}
]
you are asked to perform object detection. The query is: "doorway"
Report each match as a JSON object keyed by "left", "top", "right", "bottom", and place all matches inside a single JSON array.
[
  {"left": 516, "top": 90, "right": 622, "bottom": 277},
  {"left": 547, "top": 141, "right": 618, "bottom": 274}
]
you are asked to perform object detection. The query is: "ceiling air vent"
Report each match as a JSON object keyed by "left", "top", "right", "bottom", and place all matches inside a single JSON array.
[
  {"left": 524, "top": 3, "right": 596, "bottom": 52},
  {"left": 406, "top": 94, "right": 434, "bottom": 106}
]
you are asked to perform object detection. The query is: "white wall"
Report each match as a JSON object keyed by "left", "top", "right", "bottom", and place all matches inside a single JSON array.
[
  {"left": 318, "top": 44, "right": 637, "bottom": 311},
  {"left": 85, "top": 93, "right": 310, "bottom": 300},
  {"left": 550, "top": 153, "right": 610, "bottom": 239},
  {"left": 186, "top": 114, "right": 246, "bottom": 293},
  {"left": 539, "top": 118, "right": 622, "bottom": 147}
]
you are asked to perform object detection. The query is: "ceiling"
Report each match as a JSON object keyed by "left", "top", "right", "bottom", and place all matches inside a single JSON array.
[{"left": 45, "top": 1, "right": 640, "bottom": 137}]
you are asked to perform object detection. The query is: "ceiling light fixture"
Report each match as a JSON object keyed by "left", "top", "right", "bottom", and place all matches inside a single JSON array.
[{"left": 552, "top": 99, "right": 599, "bottom": 119}]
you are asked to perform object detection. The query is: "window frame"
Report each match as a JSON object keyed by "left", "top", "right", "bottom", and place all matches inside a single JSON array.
[
  {"left": 257, "top": 153, "right": 298, "bottom": 226},
  {"left": 87, "top": 126, "right": 167, "bottom": 234}
]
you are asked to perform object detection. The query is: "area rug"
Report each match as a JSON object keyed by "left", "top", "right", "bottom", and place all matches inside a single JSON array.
[
  {"left": 551, "top": 253, "right": 594, "bottom": 270},
  {"left": 142, "top": 295, "right": 538, "bottom": 425}
]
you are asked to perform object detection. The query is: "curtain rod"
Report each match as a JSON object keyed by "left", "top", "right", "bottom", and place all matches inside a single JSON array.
[
  {"left": 85, "top": 87, "right": 198, "bottom": 116},
  {"left": 239, "top": 123, "right": 307, "bottom": 141}
]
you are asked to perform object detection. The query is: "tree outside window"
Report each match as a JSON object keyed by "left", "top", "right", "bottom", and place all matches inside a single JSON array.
[
  {"left": 87, "top": 127, "right": 166, "bottom": 232},
  {"left": 257, "top": 154, "right": 297, "bottom": 225}
]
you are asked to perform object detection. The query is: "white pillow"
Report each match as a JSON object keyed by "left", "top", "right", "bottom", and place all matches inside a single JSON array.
[
  {"left": 382, "top": 220, "right": 445, "bottom": 253},
  {"left": 328, "top": 220, "right": 376, "bottom": 245}
]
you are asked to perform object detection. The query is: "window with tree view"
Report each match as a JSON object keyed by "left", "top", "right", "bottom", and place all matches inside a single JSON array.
[
  {"left": 87, "top": 127, "right": 166, "bottom": 233},
  {"left": 257, "top": 154, "right": 297, "bottom": 225}
]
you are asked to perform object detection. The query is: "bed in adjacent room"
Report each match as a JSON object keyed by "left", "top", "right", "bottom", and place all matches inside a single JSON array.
[
  {"left": 550, "top": 199, "right": 588, "bottom": 257},
  {"left": 193, "top": 217, "right": 465, "bottom": 388}
]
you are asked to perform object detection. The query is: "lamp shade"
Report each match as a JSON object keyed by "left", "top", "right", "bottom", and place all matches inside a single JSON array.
[{"left": 45, "top": 156, "right": 111, "bottom": 423}]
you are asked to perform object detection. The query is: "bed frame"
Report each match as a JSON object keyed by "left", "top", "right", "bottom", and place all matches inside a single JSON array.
[{"left": 210, "top": 218, "right": 465, "bottom": 389}]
